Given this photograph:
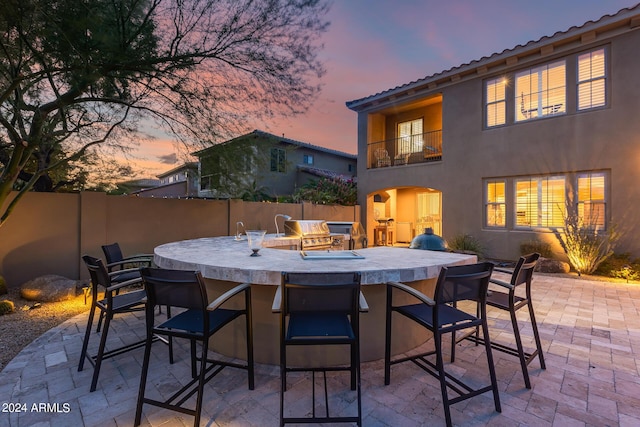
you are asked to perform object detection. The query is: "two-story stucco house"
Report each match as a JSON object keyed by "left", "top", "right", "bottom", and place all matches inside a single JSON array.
[
  {"left": 194, "top": 129, "right": 356, "bottom": 200},
  {"left": 347, "top": 4, "right": 640, "bottom": 260}
]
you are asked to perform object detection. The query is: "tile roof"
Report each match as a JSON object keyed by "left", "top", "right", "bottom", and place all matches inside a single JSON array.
[
  {"left": 297, "top": 164, "right": 357, "bottom": 182},
  {"left": 193, "top": 129, "right": 357, "bottom": 159}
]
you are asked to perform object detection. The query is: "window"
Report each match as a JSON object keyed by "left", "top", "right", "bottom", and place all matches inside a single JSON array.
[
  {"left": 270, "top": 148, "right": 286, "bottom": 173},
  {"left": 515, "top": 176, "right": 565, "bottom": 228},
  {"left": 485, "top": 180, "right": 506, "bottom": 227},
  {"left": 486, "top": 172, "right": 608, "bottom": 232},
  {"left": 578, "top": 48, "right": 606, "bottom": 110},
  {"left": 200, "top": 175, "right": 212, "bottom": 190},
  {"left": 238, "top": 151, "right": 252, "bottom": 172},
  {"left": 397, "top": 118, "right": 423, "bottom": 155},
  {"left": 303, "top": 154, "right": 314, "bottom": 165},
  {"left": 516, "top": 60, "right": 566, "bottom": 122},
  {"left": 486, "top": 78, "right": 506, "bottom": 127},
  {"left": 577, "top": 172, "right": 606, "bottom": 228}
]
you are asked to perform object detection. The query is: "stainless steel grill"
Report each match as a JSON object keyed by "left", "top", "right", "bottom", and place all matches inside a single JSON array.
[
  {"left": 284, "top": 220, "right": 334, "bottom": 250},
  {"left": 326, "top": 221, "right": 367, "bottom": 250}
]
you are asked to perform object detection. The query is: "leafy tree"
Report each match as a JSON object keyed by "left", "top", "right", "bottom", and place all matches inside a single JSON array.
[
  {"left": 0, "top": 0, "right": 329, "bottom": 226},
  {"left": 293, "top": 176, "right": 357, "bottom": 206}
]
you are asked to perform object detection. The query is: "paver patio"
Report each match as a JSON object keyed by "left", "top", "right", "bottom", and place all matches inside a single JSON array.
[{"left": 1, "top": 272, "right": 639, "bottom": 426}]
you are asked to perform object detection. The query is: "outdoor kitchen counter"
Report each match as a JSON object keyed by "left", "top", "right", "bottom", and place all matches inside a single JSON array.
[{"left": 154, "top": 236, "right": 477, "bottom": 365}]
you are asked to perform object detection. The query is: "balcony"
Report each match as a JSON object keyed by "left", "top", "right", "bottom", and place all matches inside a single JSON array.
[{"left": 367, "top": 130, "right": 442, "bottom": 169}]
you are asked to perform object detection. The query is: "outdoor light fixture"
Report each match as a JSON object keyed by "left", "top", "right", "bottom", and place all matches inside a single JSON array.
[{"left": 274, "top": 214, "right": 292, "bottom": 237}]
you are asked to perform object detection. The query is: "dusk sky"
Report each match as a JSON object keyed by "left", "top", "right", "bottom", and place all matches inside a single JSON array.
[{"left": 134, "top": 0, "right": 637, "bottom": 178}]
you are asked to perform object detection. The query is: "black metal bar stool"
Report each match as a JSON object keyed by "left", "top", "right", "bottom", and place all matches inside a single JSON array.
[
  {"left": 465, "top": 252, "right": 546, "bottom": 389},
  {"left": 274, "top": 271, "right": 367, "bottom": 426},
  {"left": 134, "top": 268, "right": 254, "bottom": 427},
  {"left": 385, "top": 262, "right": 501, "bottom": 427}
]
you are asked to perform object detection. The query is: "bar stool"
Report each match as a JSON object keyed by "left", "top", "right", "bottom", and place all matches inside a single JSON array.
[
  {"left": 274, "top": 271, "right": 367, "bottom": 426},
  {"left": 385, "top": 262, "right": 501, "bottom": 426},
  {"left": 134, "top": 268, "right": 254, "bottom": 427},
  {"left": 78, "top": 255, "right": 148, "bottom": 392},
  {"left": 465, "top": 253, "right": 546, "bottom": 389}
]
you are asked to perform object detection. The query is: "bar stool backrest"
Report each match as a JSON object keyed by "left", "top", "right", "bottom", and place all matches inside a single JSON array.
[
  {"left": 102, "top": 243, "right": 125, "bottom": 264},
  {"left": 141, "top": 268, "right": 207, "bottom": 312},
  {"left": 83, "top": 255, "right": 111, "bottom": 292},
  {"left": 511, "top": 253, "right": 540, "bottom": 288},
  {"left": 434, "top": 262, "right": 494, "bottom": 305},
  {"left": 282, "top": 272, "right": 361, "bottom": 315}
]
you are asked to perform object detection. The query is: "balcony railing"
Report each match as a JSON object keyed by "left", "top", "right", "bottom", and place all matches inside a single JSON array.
[{"left": 367, "top": 130, "right": 442, "bottom": 169}]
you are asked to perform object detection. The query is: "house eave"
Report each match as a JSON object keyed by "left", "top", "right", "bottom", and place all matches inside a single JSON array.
[{"left": 192, "top": 129, "right": 357, "bottom": 159}]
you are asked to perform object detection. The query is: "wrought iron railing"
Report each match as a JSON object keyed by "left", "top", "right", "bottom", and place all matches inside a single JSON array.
[{"left": 367, "top": 130, "right": 442, "bottom": 169}]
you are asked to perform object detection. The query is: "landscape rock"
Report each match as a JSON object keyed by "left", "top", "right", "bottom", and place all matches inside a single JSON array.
[
  {"left": 535, "top": 257, "right": 571, "bottom": 274},
  {"left": 20, "top": 275, "right": 83, "bottom": 302}
]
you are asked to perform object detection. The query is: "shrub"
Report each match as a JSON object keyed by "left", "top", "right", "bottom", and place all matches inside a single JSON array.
[
  {"left": 557, "top": 207, "right": 619, "bottom": 276},
  {"left": 448, "top": 234, "right": 484, "bottom": 256},
  {"left": 595, "top": 252, "right": 640, "bottom": 281},
  {"left": 0, "top": 300, "right": 15, "bottom": 315},
  {"left": 520, "top": 240, "right": 553, "bottom": 258},
  {"left": 293, "top": 177, "right": 357, "bottom": 206},
  {"left": 0, "top": 275, "right": 6, "bottom": 295}
]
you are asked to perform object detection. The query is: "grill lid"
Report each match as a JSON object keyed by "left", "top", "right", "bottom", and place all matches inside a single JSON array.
[{"left": 284, "top": 220, "right": 330, "bottom": 237}]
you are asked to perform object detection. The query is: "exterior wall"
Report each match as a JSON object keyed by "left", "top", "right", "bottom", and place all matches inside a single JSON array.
[
  {"left": 354, "top": 19, "right": 640, "bottom": 260},
  {"left": 252, "top": 143, "right": 356, "bottom": 197},
  {"left": 1, "top": 192, "right": 81, "bottom": 284},
  {"left": 0, "top": 192, "right": 359, "bottom": 287}
]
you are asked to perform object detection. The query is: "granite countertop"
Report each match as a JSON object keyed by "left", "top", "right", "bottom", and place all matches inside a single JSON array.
[{"left": 154, "top": 236, "right": 476, "bottom": 285}]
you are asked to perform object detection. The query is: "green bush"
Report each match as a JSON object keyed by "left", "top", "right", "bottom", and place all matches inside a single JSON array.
[
  {"left": 595, "top": 252, "right": 640, "bottom": 281},
  {"left": 520, "top": 240, "right": 553, "bottom": 258},
  {"left": 0, "top": 275, "right": 6, "bottom": 295},
  {"left": 293, "top": 177, "right": 357, "bottom": 206},
  {"left": 448, "top": 234, "right": 484, "bottom": 256},
  {"left": 0, "top": 300, "right": 15, "bottom": 315}
]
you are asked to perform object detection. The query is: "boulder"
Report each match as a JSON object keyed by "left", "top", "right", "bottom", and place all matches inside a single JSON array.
[
  {"left": 20, "top": 275, "right": 82, "bottom": 302},
  {"left": 535, "top": 257, "right": 571, "bottom": 274}
]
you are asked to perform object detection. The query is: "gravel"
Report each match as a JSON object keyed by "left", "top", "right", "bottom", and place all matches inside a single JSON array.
[{"left": 0, "top": 287, "right": 90, "bottom": 371}]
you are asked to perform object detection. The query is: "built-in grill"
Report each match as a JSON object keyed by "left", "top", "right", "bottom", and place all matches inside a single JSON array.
[{"left": 284, "top": 220, "right": 334, "bottom": 250}]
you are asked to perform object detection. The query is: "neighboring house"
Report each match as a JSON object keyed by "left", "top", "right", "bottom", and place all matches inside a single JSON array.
[
  {"left": 194, "top": 129, "right": 356, "bottom": 200},
  {"left": 346, "top": 4, "right": 640, "bottom": 259},
  {"left": 114, "top": 178, "right": 160, "bottom": 195},
  {"left": 133, "top": 162, "right": 199, "bottom": 198}
]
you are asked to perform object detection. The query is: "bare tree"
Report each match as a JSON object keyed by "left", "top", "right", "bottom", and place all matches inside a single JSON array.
[{"left": 0, "top": 0, "right": 329, "bottom": 226}]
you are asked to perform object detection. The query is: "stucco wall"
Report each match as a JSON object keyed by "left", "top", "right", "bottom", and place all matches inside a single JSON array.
[
  {"left": 356, "top": 28, "right": 640, "bottom": 260},
  {"left": 0, "top": 192, "right": 359, "bottom": 288}
]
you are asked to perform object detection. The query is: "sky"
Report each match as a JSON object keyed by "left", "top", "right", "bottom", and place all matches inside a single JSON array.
[{"left": 132, "top": 0, "right": 637, "bottom": 179}]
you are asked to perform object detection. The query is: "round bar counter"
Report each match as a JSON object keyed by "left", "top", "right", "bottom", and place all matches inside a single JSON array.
[{"left": 154, "top": 236, "right": 477, "bottom": 365}]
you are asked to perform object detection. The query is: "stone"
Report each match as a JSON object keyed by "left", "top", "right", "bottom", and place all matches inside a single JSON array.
[
  {"left": 535, "top": 257, "right": 571, "bottom": 274},
  {"left": 20, "top": 275, "right": 82, "bottom": 302}
]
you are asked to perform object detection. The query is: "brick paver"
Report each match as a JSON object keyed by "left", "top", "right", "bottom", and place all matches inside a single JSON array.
[{"left": 0, "top": 274, "right": 639, "bottom": 426}]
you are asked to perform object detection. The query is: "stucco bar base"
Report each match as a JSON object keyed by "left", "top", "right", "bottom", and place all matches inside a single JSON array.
[
  {"left": 203, "top": 278, "right": 436, "bottom": 366},
  {"left": 154, "top": 237, "right": 476, "bottom": 366}
]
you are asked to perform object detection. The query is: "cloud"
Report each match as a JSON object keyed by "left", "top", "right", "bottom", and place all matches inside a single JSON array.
[{"left": 157, "top": 153, "right": 178, "bottom": 164}]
